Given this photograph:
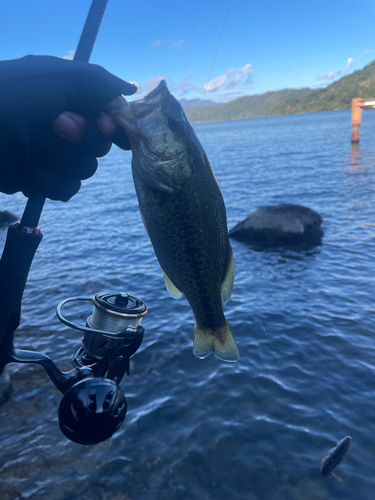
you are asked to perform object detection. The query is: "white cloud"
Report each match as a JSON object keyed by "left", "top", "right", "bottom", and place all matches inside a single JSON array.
[
  {"left": 316, "top": 69, "right": 342, "bottom": 81},
  {"left": 151, "top": 39, "right": 186, "bottom": 51},
  {"left": 207, "top": 85, "right": 254, "bottom": 103},
  {"left": 172, "top": 39, "right": 185, "bottom": 50},
  {"left": 204, "top": 64, "right": 253, "bottom": 92},
  {"left": 129, "top": 81, "right": 141, "bottom": 91},
  {"left": 310, "top": 82, "right": 328, "bottom": 89},
  {"left": 62, "top": 50, "right": 75, "bottom": 60},
  {"left": 131, "top": 64, "right": 254, "bottom": 103},
  {"left": 316, "top": 57, "right": 356, "bottom": 84},
  {"left": 176, "top": 79, "right": 201, "bottom": 96},
  {"left": 205, "top": 74, "right": 227, "bottom": 92},
  {"left": 346, "top": 57, "right": 355, "bottom": 70}
]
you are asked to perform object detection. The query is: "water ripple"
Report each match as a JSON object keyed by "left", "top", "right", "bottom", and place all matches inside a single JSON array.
[{"left": 1, "top": 109, "right": 375, "bottom": 499}]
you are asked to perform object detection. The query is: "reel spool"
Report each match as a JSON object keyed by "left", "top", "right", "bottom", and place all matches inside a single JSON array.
[{"left": 57, "top": 291, "right": 148, "bottom": 364}]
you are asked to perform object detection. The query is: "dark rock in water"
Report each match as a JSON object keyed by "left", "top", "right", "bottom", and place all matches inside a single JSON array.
[
  {"left": 229, "top": 204, "right": 324, "bottom": 247},
  {"left": 0, "top": 210, "right": 18, "bottom": 227},
  {"left": 0, "top": 368, "right": 12, "bottom": 406}
]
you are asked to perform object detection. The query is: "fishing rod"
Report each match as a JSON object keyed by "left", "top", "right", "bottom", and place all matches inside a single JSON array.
[
  {"left": 22, "top": 0, "right": 110, "bottom": 228},
  {"left": 0, "top": 0, "right": 148, "bottom": 445}
]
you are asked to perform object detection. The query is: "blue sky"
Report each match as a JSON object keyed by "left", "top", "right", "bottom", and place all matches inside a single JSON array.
[{"left": 1, "top": 0, "right": 375, "bottom": 103}]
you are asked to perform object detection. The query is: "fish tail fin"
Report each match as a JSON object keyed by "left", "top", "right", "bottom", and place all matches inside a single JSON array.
[{"left": 193, "top": 319, "right": 239, "bottom": 362}]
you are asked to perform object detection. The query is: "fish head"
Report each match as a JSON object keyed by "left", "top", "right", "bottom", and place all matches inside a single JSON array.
[
  {"left": 130, "top": 80, "right": 195, "bottom": 157},
  {"left": 108, "top": 80, "right": 202, "bottom": 192}
]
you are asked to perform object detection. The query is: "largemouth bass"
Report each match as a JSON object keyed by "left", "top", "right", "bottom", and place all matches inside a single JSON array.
[{"left": 108, "top": 80, "right": 238, "bottom": 362}]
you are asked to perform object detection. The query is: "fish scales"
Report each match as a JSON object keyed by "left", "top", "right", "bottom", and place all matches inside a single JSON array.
[
  {"left": 132, "top": 148, "right": 230, "bottom": 329},
  {"left": 108, "top": 80, "right": 238, "bottom": 361}
]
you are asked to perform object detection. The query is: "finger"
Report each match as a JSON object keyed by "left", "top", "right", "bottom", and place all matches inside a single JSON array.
[
  {"left": 29, "top": 161, "right": 82, "bottom": 201},
  {"left": 33, "top": 117, "right": 112, "bottom": 168},
  {"left": 53, "top": 112, "right": 87, "bottom": 144},
  {"left": 2, "top": 56, "right": 138, "bottom": 97},
  {"left": 0, "top": 57, "right": 138, "bottom": 131},
  {"left": 30, "top": 127, "right": 100, "bottom": 179},
  {"left": 97, "top": 112, "right": 133, "bottom": 150},
  {"left": 60, "top": 77, "right": 134, "bottom": 117},
  {"left": 20, "top": 155, "right": 82, "bottom": 201},
  {"left": 80, "top": 119, "right": 112, "bottom": 158},
  {"left": 97, "top": 112, "right": 117, "bottom": 138}
]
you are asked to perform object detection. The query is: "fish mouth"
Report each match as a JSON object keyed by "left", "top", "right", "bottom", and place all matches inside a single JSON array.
[
  {"left": 105, "top": 84, "right": 168, "bottom": 149},
  {"left": 106, "top": 80, "right": 187, "bottom": 151},
  {"left": 144, "top": 79, "right": 169, "bottom": 103},
  {"left": 130, "top": 80, "right": 170, "bottom": 120}
]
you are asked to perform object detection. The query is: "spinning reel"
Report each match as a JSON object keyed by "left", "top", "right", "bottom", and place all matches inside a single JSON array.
[{"left": 1, "top": 290, "right": 147, "bottom": 445}]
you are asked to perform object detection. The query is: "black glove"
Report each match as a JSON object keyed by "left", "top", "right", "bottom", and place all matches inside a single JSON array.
[{"left": 0, "top": 55, "right": 137, "bottom": 201}]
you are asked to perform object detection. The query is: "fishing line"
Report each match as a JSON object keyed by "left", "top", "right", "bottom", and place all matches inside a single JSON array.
[
  {"left": 255, "top": 311, "right": 310, "bottom": 431},
  {"left": 139, "top": 252, "right": 153, "bottom": 301},
  {"left": 239, "top": 280, "right": 310, "bottom": 432},
  {"left": 197, "top": 0, "right": 232, "bottom": 122}
]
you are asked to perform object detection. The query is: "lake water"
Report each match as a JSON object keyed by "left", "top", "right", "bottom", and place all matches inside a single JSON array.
[{"left": 0, "top": 108, "right": 375, "bottom": 500}]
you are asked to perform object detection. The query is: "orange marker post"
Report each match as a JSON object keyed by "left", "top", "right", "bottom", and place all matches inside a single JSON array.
[{"left": 351, "top": 98, "right": 363, "bottom": 143}]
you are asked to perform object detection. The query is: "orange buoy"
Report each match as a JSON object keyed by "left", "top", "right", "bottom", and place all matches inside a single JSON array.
[{"left": 351, "top": 98, "right": 363, "bottom": 143}]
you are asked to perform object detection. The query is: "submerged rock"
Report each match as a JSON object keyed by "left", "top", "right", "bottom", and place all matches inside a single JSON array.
[
  {"left": 229, "top": 204, "right": 324, "bottom": 247},
  {"left": 0, "top": 367, "right": 11, "bottom": 406},
  {"left": 0, "top": 210, "right": 18, "bottom": 227}
]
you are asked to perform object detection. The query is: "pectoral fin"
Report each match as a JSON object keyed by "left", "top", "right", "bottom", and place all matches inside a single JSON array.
[
  {"left": 139, "top": 208, "right": 149, "bottom": 236},
  {"left": 221, "top": 248, "right": 235, "bottom": 305},
  {"left": 162, "top": 270, "right": 183, "bottom": 299}
]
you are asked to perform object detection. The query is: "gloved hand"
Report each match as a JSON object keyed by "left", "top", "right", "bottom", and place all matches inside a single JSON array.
[{"left": 0, "top": 55, "right": 137, "bottom": 201}]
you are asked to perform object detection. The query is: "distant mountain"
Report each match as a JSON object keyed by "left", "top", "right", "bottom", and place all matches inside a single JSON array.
[
  {"left": 182, "top": 60, "right": 375, "bottom": 123},
  {"left": 183, "top": 88, "right": 313, "bottom": 123},
  {"left": 179, "top": 98, "right": 218, "bottom": 107},
  {"left": 266, "top": 60, "right": 375, "bottom": 116}
]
